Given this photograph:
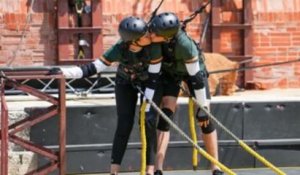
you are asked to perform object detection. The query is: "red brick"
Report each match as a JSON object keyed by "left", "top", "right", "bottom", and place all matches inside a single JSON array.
[
  {"left": 253, "top": 81, "right": 275, "bottom": 90},
  {"left": 259, "top": 42, "right": 271, "bottom": 47},
  {"left": 278, "top": 79, "right": 288, "bottom": 88},
  {"left": 288, "top": 81, "right": 300, "bottom": 88}
]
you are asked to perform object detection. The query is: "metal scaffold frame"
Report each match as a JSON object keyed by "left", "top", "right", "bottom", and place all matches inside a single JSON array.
[
  {"left": 3, "top": 67, "right": 117, "bottom": 96},
  {"left": 0, "top": 68, "right": 66, "bottom": 175}
]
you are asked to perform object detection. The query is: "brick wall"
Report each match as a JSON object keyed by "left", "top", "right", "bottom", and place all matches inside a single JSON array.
[
  {"left": 0, "top": 0, "right": 300, "bottom": 89},
  {"left": 101, "top": 0, "right": 204, "bottom": 50},
  {"left": 252, "top": 0, "right": 300, "bottom": 88},
  {"left": 0, "top": 0, "right": 57, "bottom": 66}
]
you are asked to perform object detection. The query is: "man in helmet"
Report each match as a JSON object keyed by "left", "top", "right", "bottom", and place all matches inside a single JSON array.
[
  {"left": 54, "top": 16, "right": 163, "bottom": 175},
  {"left": 148, "top": 12, "right": 224, "bottom": 175}
]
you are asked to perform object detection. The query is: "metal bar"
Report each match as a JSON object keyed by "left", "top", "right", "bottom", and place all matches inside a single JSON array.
[
  {"left": 6, "top": 80, "right": 58, "bottom": 105},
  {"left": 84, "top": 76, "right": 101, "bottom": 94},
  {"left": 57, "top": 0, "right": 69, "bottom": 62},
  {"left": 212, "top": 23, "right": 251, "bottom": 29},
  {"left": 58, "top": 77, "right": 66, "bottom": 175},
  {"left": 8, "top": 105, "right": 57, "bottom": 129},
  {"left": 41, "top": 78, "right": 55, "bottom": 91},
  {"left": 0, "top": 69, "right": 66, "bottom": 174},
  {"left": 65, "top": 78, "right": 80, "bottom": 94},
  {"left": 243, "top": 0, "right": 254, "bottom": 85},
  {"left": 57, "top": 27, "right": 102, "bottom": 33},
  {"left": 92, "top": 0, "right": 103, "bottom": 58},
  {"left": 10, "top": 135, "right": 58, "bottom": 161},
  {"left": 4, "top": 74, "right": 62, "bottom": 80},
  {"left": 58, "top": 59, "right": 95, "bottom": 65},
  {"left": 0, "top": 67, "right": 50, "bottom": 72},
  {"left": 2, "top": 70, "right": 49, "bottom": 76},
  {"left": 25, "top": 162, "right": 58, "bottom": 175},
  {"left": 1, "top": 78, "right": 8, "bottom": 175},
  {"left": 211, "top": 0, "right": 221, "bottom": 53},
  {"left": 9, "top": 105, "right": 58, "bottom": 135}
]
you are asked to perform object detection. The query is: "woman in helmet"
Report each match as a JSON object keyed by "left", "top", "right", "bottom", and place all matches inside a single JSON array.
[
  {"left": 148, "top": 12, "right": 224, "bottom": 175},
  {"left": 58, "top": 16, "right": 162, "bottom": 175}
]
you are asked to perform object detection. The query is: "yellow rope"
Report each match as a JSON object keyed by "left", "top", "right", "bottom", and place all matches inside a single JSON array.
[
  {"left": 135, "top": 86, "right": 236, "bottom": 175},
  {"left": 239, "top": 141, "right": 286, "bottom": 175},
  {"left": 145, "top": 98, "right": 236, "bottom": 174},
  {"left": 188, "top": 98, "right": 198, "bottom": 170},
  {"left": 140, "top": 102, "right": 147, "bottom": 175},
  {"left": 196, "top": 146, "right": 236, "bottom": 175},
  {"left": 187, "top": 93, "right": 286, "bottom": 175}
]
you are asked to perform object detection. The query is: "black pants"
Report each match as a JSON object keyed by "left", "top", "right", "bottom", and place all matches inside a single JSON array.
[
  {"left": 111, "top": 75, "right": 161, "bottom": 165},
  {"left": 157, "top": 73, "right": 211, "bottom": 98},
  {"left": 155, "top": 73, "right": 211, "bottom": 130}
]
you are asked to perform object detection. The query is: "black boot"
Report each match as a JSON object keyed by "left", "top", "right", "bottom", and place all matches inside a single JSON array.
[
  {"left": 212, "top": 169, "right": 224, "bottom": 175},
  {"left": 154, "top": 170, "right": 163, "bottom": 175}
]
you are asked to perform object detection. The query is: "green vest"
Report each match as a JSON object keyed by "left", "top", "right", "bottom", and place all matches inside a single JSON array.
[
  {"left": 161, "top": 30, "right": 206, "bottom": 79},
  {"left": 103, "top": 41, "right": 162, "bottom": 81}
]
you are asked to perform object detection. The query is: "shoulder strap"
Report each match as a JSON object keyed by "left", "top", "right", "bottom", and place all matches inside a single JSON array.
[{"left": 162, "top": 37, "right": 177, "bottom": 63}]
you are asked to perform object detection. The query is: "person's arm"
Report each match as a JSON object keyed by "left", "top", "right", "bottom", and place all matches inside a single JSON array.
[
  {"left": 185, "top": 56, "right": 209, "bottom": 108},
  {"left": 60, "top": 56, "right": 111, "bottom": 79},
  {"left": 144, "top": 57, "right": 162, "bottom": 111}
]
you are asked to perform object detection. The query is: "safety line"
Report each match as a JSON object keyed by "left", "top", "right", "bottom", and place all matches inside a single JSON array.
[
  {"left": 179, "top": 85, "right": 286, "bottom": 175},
  {"left": 7, "top": 0, "right": 36, "bottom": 66},
  {"left": 136, "top": 85, "right": 236, "bottom": 175},
  {"left": 188, "top": 98, "right": 198, "bottom": 170},
  {"left": 209, "top": 58, "right": 300, "bottom": 75},
  {"left": 140, "top": 102, "right": 147, "bottom": 175}
]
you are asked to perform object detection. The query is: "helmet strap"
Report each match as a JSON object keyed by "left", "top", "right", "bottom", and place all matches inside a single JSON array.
[
  {"left": 132, "top": 41, "right": 144, "bottom": 47},
  {"left": 129, "top": 42, "right": 143, "bottom": 52}
]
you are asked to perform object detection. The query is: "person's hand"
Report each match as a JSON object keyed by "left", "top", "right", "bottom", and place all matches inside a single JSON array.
[
  {"left": 144, "top": 99, "right": 152, "bottom": 112},
  {"left": 48, "top": 67, "right": 62, "bottom": 75}
]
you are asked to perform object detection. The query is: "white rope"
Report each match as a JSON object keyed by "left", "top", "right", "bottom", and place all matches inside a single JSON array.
[{"left": 7, "top": 0, "right": 36, "bottom": 67}]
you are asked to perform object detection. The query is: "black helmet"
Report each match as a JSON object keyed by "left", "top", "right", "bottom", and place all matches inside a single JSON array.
[
  {"left": 149, "top": 12, "right": 180, "bottom": 38},
  {"left": 118, "top": 16, "right": 147, "bottom": 42}
]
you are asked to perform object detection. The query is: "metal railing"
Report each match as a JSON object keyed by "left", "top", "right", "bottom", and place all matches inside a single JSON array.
[
  {"left": 2, "top": 67, "right": 117, "bottom": 96},
  {"left": 0, "top": 67, "right": 66, "bottom": 175}
]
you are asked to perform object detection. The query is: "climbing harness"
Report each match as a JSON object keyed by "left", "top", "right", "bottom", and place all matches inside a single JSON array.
[{"left": 118, "top": 44, "right": 150, "bottom": 83}]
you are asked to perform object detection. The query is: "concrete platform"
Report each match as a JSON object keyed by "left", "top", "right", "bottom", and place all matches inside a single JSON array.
[
  {"left": 4, "top": 88, "right": 300, "bottom": 174},
  {"left": 81, "top": 167, "right": 300, "bottom": 175},
  {"left": 5, "top": 88, "right": 300, "bottom": 111}
]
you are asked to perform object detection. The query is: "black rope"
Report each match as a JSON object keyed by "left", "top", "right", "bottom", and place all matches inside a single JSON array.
[
  {"left": 181, "top": 0, "right": 211, "bottom": 31},
  {"left": 199, "top": 11, "right": 210, "bottom": 48},
  {"left": 147, "top": 0, "right": 164, "bottom": 24},
  {"left": 209, "top": 58, "right": 300, "bottom": 74}
]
